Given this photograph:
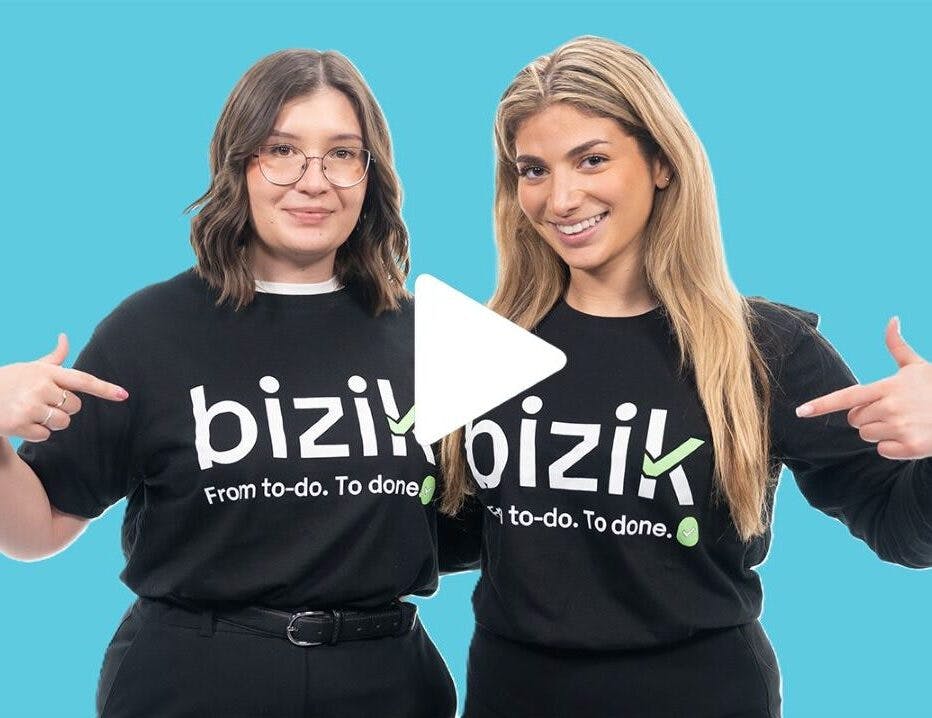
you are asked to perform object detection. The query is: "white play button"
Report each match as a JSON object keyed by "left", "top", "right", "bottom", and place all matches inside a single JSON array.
[{"left": 413, "top": 274, "right": 567, "bottom": 445}]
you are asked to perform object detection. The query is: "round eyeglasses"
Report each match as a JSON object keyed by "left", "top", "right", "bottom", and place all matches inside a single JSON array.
[{"left": 254, "top": 144, "right": 373, "bottom": 188}]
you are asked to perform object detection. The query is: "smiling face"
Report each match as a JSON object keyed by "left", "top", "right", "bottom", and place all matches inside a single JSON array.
[
  {"left": 245, "top": 88, "right": 368, "bottom": 282},
  {"left": 513, "top": 102, "right": 669, "bottom": 287}
]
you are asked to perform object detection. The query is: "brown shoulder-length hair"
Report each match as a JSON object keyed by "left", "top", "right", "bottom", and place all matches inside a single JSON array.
[
  {"left": 441, "top": 36, "right": 784, "bottom": 541},
  {"left": 187, "top": 49, "right": 409, "bottom": 314}
]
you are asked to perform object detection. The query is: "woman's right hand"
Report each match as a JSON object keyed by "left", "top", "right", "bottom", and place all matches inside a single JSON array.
[{"left": 0, "top": 334, "right": 129, "bottom": 442}]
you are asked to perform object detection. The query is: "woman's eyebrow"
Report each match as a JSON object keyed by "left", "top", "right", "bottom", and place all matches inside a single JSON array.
[
  {"left": 566, "top": 139, "right": 610, "bottom": 157},
  {"left": 514, "top": 152, "right": 544, "bottom": 165},
  {"left": 515, "top": 139, "right": 611, "bottom": 165},
  {"left": 268, "top": 129, "right": 300, "bottom": 140},
  {"left": 267, "top": 130, "right": 364, "bottom": 144}
]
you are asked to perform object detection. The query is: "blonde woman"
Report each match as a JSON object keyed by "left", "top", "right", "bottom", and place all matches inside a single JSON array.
[
  {"left": 0, "top": 50, "right": 455, "bottom": 717},
  {"left": 441, "top": 36, "right": 932, "bottom": 717}
]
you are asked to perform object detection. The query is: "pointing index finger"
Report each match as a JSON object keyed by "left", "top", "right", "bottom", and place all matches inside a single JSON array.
[
  {"left": 52, "top": 366, "right": 129, "bottom": 401},
  {"left": 796, "top": 381, "right": 886, "bottom": 418}
]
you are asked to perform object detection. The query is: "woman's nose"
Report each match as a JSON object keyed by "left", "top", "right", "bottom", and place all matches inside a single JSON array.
[{"left": 548, "top": 169, "right": 583, "bottom": 217}]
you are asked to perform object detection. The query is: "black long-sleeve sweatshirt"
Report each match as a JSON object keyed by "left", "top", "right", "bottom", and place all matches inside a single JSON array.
[{"left": 461, "top": 297, "right": 932, "bottom": 650}]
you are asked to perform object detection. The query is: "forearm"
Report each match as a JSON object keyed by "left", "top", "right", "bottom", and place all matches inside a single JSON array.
[
  {"left": 0, "top": 438, "right": 82, "bottom": 560},
  {"left": 854, "top": 458, "right": 932, "bottom": 569},
  {"left": 803, "top": 453, "right": 932, "bottom": 569}
]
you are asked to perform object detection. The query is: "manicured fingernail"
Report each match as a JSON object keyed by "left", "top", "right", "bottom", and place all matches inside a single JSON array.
[
  {"left": 796, "top": 404, "right": 813, "bottom": 417},
  {"left": 894, "top": 316, "right": 901, "bottom": 335},
  {"left": 115, "top": 388, "right": 129, "bottom": 400}
]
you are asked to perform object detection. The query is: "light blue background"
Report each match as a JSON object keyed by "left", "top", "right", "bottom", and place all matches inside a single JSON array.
[{"left": 1, "top": 1, "right": 930, "bottom": 716}]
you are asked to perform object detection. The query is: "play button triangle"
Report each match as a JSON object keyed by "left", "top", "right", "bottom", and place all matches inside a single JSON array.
[{"left": 413, "top": 274, "right": 567, "bottom": 445}]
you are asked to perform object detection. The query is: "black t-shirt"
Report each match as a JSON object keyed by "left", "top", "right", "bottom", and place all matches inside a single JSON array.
[
  {"left": 19, "top": 269, "right": 442, "bottom": 610},
  {"left": 464, "top": 298, "right": 932, "bottom": 650}
]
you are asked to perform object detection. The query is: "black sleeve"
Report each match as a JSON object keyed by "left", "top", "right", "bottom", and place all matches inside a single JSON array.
[
  {"left": 17, "top": 332, "right": 136, "bottom": 519},
  {"left": 768, "top": 306, "right": 932, "bottom": 568},
  {"left": 436, "top": 495, "right": 483, "bottom": 575}
]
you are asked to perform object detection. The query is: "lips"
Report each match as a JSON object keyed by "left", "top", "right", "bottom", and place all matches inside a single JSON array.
[
  {"left": 543, "top": 211, "right": 609, "bottom": 249},
  {"left": 284, "top": 208, "right": 333, "bottom": 224},
  {"left": 285, "top": 207, "right": 332, "bottom": 216},
  {"left": 551, "top": 211, "right": 608, "bottom": 236}
]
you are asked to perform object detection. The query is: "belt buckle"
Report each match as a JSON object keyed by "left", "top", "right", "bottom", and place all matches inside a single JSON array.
[{"left": 286, "top": 610, "right": 328, "bottom": 647}]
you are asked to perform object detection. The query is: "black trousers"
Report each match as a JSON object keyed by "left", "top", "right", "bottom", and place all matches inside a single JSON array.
[
  {"left": 464, "top": 622, "right": 781, "bottom": 718},
  {"left": 96, "top": 598, "right": 457, "bottom": 718}
]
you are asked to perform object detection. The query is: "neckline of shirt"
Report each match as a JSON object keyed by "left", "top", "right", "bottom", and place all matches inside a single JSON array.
[
  {"left": 254, "top": 276, "right": 344, "bottom": 295},
  {"left": 556, "top": 298, "right": 665, "bottom": 323}
]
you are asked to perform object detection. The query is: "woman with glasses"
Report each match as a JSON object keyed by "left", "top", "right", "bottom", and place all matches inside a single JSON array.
[
  {"left": 0, "top": 49, "right": 456, "bottom": 717},
  {"left": 440, "top": 35, "right": 932, "bottom": 717}
]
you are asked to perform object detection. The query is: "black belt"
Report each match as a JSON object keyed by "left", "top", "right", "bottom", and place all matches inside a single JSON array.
[{"left": 154, "top": 598, "right": 418, "bottom": 647}]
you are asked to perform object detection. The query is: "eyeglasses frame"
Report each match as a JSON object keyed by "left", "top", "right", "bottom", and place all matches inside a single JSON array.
[{"left": 253, "top": 143, "right": 374, "bottom": 188}]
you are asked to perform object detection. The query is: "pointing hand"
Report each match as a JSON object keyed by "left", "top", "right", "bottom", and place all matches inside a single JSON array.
[
  {"left": 795, "top": 318, "right": 932, "bottom": 460},
  {"left": 0, "top": 334, "right": 129, "bottom": 442}
]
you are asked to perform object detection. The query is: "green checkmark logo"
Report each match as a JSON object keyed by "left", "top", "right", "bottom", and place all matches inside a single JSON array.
[
  {"left": 676, "top": 516, "right": 699, "bottom": 547},
  {"left": 387, "top": 406, "right": 415, "bottom": 435},
  {"left": 641, "top": 438, "right": 704, "bottom": 477},
  {"left": 419, "top": 475, "right": 436, "bottom": 505}
]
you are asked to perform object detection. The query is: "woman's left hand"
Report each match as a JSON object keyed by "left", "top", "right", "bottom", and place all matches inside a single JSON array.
[{"left": 795, "top": 317, "right": 932, "bottom": 460}]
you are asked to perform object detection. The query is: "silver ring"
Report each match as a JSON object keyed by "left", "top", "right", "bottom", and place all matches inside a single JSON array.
[
  {"left": 40, "top": 407, "right": 54, "bottom": 428},
  {"left": 54, "top": 390, "right": 68, "bottom": 409}
]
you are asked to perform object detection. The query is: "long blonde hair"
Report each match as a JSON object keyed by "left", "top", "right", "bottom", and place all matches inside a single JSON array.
[{"left": 441, "top": 36, "right": 778, "bottom": 540}]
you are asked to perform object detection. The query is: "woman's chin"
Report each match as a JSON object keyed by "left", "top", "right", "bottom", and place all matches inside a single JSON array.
[{"left": 558, "top": 251, "right": 608, "bottom": 275}]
